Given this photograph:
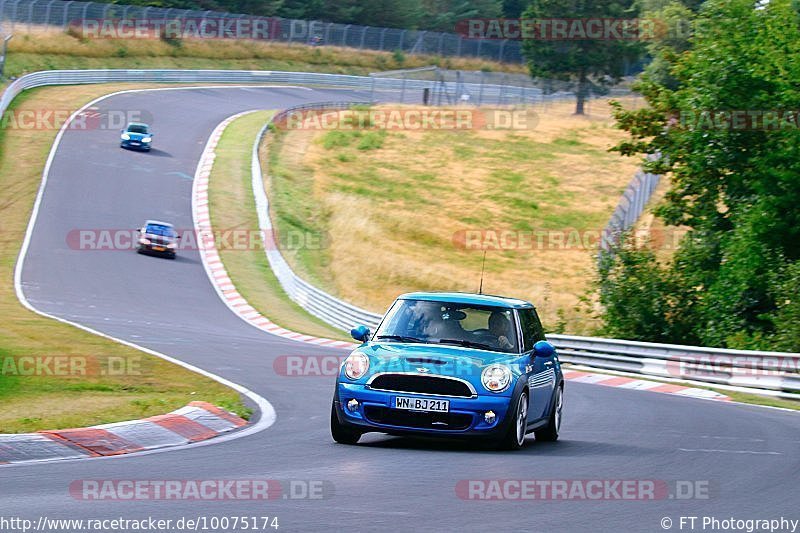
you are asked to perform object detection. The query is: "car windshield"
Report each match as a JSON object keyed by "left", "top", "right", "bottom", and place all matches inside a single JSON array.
[
  {"left": 145, "top": 224, "right": 176, "bottom": 237},
  {"left": 127, "top": 124, "right": 149, "bottom": 134},
  {"left": 374, "top": 299, "right": 519, "bottom": 354}
]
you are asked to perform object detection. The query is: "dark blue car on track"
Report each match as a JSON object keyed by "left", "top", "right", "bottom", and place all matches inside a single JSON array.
[
  {"left": 120, "top": 122, "right": 153, "bottom": 151},
  {"left": 331, "top": 292, "right": 564, "bottom": 449}
]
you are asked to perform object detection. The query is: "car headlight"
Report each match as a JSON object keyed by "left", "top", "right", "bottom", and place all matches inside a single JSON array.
[
  {"left": 121, "top": 133, "right": 130, "bottom": 140},
  {"left": 343, "top": 352, "right": 369, "bottom": 380},
  {"left": 139, "top": 238, "right": 151, "bottom": 245},
  {"left": 481, "top": 364, "right": 512, "bottom": 392},
  {"left": 167, "top": 242, "right": 176, "bottom": 249},
  {"left": 142, "top": 137, "right": 152, "bottom": 143}
]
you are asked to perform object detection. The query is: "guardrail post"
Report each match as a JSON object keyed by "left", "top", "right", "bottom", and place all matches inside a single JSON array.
[
  {"left": 0, "top": 34, "right": 12, "bottom": 78},
  {"left": 62, "top": 0, "right": 73, "bottom": 26},
  {"left": 378, "top": 27, "right": 387, "bottom": 50},
  {"left": 44, "top": 0, "right": 55, "bottom": 27},
  {"left": 323, "top": 22, "right": 332, "bottom": 45},
  {"left": 359, "top": 26, "right": 367, "bottom": 48},
  {"left": 9, "top": 0, "right": 19, "bottom": 32},
  {"left": 27, "top": 0, "right": 35, "bottom": 32}
]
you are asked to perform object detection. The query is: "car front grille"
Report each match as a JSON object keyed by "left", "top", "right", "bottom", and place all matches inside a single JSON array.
[
  {"left": 364, "top": 406, "right": 473, "bottom": 431},
  {"left": 368, "top": 374, "right": 474, "bottom": 398}
]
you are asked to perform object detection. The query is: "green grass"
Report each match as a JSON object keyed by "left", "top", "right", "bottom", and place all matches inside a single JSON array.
[
  {"left": 0, "top": 84, "right": 248, "bottom": 433},
  {"left": 207, "top": 111, "right": 350, "bottom": 342}
]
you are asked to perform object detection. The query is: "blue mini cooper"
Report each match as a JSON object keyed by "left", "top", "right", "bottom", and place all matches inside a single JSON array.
[{"left": 331, "top": 292, "right": 564, "bottom": 449}]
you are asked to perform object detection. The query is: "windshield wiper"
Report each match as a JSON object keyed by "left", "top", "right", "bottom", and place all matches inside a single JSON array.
[
  {"left": 376, "top": 335, "right": 425, "bottom": 343},
  {"left": 436, "top": 338, "right": 495, "bottom": 350}
]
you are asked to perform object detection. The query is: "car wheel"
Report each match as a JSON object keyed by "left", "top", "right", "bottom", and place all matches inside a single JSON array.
[
  {"left": 534, "top": 385, "right": 563, "bottom": 442},
  {"left": 330, "top": 403, "right": 361, "bottom": 445},
  {"left": 499, "top": 390, "right": 528, "bottom": 450}
]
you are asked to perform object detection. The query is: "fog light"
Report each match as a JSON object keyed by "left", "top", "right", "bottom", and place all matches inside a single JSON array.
[
  {"left": 346, "top": 399, "right": 359, "bottom": 412},
  {"left": 484, "top": 411, "right": 496, "bottom": 424}
]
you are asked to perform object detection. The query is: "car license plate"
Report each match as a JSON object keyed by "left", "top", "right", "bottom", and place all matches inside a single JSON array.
[
  {"left": 131, "top": 142, "right": 140, "bottom": 145},
  {"left": 152, "top": 246, "right": 165, "bottom": 251},
  {"left": 394, "top": 396, "right": 449, "bottom": 412}
]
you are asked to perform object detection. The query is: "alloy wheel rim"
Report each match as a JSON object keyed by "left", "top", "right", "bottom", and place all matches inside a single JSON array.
[
  {"left": 554, "top": 389, "right": 563, "bottom": 431},
  {"left": 516, "top": 395, "right": 528, "bottom": 445}
]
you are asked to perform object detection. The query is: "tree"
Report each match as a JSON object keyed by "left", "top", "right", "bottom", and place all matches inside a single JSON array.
[
  {"left": 521, "top": 0, "right": 644, "bottom": 114},
  {"left": 420, "top": 0, "right": 503, "bottom": 32},
  {"left": 604, "top": 0, "right": 800, "bottom": 349},
  {"left": 359, "top": 0, "right": 424, "bottom": 29},
  {"left": 502, "top": 0, "right": 529, "bottom": 18}
]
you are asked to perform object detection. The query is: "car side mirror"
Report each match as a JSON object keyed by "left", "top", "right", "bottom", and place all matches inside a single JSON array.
[
  {"left": 350, "top": 325, "right": 371, "bottom": 343},
  {"left": 533, "top": 340, "right": 555, "bottom": 358}
]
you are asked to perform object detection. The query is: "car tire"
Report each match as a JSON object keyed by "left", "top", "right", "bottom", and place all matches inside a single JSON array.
[
  {"left": 498, "top": 390, "right": 528, "bottom": 450},
  {"left": 534, "top": 385, "right": 563, "bottom": 442},
  {"left": 330, "top": 403, "right": 361, "bottom": 445}
]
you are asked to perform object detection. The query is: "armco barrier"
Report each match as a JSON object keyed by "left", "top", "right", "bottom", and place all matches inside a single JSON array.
[
  {"left": 0, "top": 69, "right": 546, "bottom": 120},
  {"left": 2, "top": 71, "right": 796, "bottom": 396}
]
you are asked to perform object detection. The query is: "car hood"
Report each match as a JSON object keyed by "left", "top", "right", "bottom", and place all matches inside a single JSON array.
[
  {"left": 361, "top": 341, "right": 520, "bottom": 378},
  {"left": 126, "top": 132, "right": 148, "bottom": 140}
]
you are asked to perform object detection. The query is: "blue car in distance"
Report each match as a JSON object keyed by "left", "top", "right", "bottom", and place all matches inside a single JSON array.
[
  {"left": 331, "top": 292, "right": 564, "bottom": 450},
  {"left": 120, "top": 122, "right": 153, "bottom": 151}
]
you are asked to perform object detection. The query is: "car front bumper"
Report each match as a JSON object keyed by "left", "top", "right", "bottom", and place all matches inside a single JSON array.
[
  {"left": 334, "top": 382, "right": 515, "bottom": 438},
  {"left": 137, "top": 243, "right": 176, "bottom": 256},
  {"left": 121, "top": 140, "right": 151, "bottom": 150}
]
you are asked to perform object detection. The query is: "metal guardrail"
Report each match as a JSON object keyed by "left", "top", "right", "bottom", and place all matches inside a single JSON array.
[
  {"left": 252, "top": 102, "right": 384, "bottom": 333},
  {"left": 1, "top": 69, "right": 795, "bottom": 395},
  {"left": 1, "top": 0, "right": 524, "bottom": 63},
  {"left": 251, "top": 104, "right": 800, "bottom": 395},
  {"left": 0, "top": 69, "right": 547, "bottom": 119},
  {"left": 599, "top": 167, "right": 661, "bottom": 255}
]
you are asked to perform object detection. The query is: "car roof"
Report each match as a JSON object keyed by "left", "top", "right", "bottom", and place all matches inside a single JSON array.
[
  {"left": 127, "top": 122, "right": 150, "bottom": 128},
  {"left": 398, "top": 291, "right": 534, "bottom": 309},
  {"left": 144, "top": 220, "right": 173, "bottom": 227}
]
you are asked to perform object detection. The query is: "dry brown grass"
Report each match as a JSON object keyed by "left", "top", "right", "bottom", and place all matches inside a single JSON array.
[
  {"left": 7, "top": 27, "right": 527, "bottom": 76},
  {"left": 266, "top": 98, "right": 642, "bottom": 333}
]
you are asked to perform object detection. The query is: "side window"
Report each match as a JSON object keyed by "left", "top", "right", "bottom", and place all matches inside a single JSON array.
[
  {"left": 518, "top": 309, "right": 537, "bottom": 352},
  {"left": 531, "top": 310, "right": 546, "bottom": 342},
  {"left": 518, "top": 308, "right": 546, "bottom": 352}
]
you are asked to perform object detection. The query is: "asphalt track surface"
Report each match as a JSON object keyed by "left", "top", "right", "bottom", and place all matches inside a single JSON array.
[{"left": 6, "top": 86, "right": 799, "bottom": 533}]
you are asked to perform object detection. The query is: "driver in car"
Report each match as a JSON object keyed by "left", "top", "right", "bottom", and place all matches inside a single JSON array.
[{"left": 489, "top": 311, "right": 515, "bottom": 350}]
